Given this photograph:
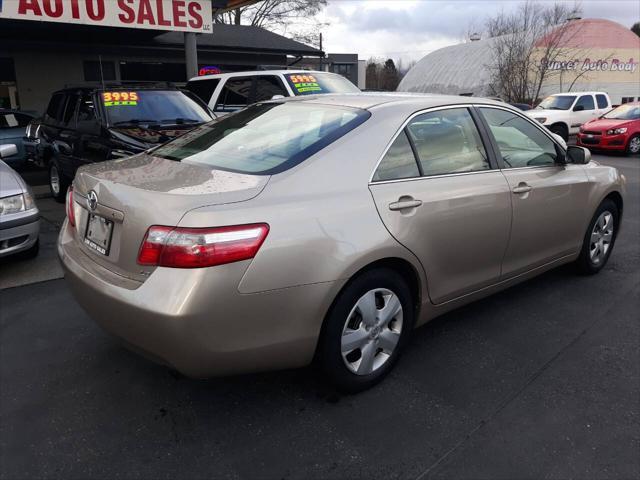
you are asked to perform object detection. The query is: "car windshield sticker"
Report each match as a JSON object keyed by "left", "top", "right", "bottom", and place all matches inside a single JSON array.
[
  {"left": 288, "top": 75, "right": 323, "bottom": 94},
  {"left": 102, "top": 92, "right": 139, "bottom": 107}
]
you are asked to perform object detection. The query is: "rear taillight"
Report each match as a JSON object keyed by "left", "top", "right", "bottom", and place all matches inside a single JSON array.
[
  {"left": 137, "top": 223, "right": 269, "bottom": 268},
  {"left": 66, "top": 187, "right": 76, "bottom": 227}
]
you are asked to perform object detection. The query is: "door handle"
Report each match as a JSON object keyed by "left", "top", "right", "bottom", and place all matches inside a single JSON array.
[
  {"left": 512, "top": 183, "right": 532, "bottom": 194},
  {"left": 389, "top": 198, "right": 423, "bottom": 211}
]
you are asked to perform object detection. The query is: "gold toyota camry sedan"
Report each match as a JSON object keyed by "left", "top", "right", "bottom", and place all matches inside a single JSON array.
[{"left": 58, "top": 94, "right": 625, "bottom": 392}]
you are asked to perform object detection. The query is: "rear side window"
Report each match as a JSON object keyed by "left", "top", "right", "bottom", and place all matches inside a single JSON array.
[
  {"left": 480, "top": 107, "right": 558, "bottom": 168},
  {"left": 596, "top": 94, "right": 608, "bottom": 109},
  {"left": 373, "top": 131, "right": 420, "bottom": 181},
  {"left": 254, "top": 76, "right": 287, "bottom": 102},
  {"left": 186, "top": 78, "right": 220, "bottom": 104},
  {"left": 153, "top": 102, "right": 370, "bottom": 175},
  {"left": 575, "top": 95, "right": 595, "bottom": 111},
  {"left": 45, "top": 93, "right": 65, "bottom": 122},
  {"left": 215, "top": 77, "right": 253, "bottom": 112},
  {"left": 406, "top": 108, "right": 490, "bottom": 176}
]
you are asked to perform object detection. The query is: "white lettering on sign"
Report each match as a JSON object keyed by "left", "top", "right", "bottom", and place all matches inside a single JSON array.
[
  {"left": 0, "top": 0, "right": 212, "bottom": 33},
  {"left": 541, "top": 57, "right": 638, "bottom": 74}
]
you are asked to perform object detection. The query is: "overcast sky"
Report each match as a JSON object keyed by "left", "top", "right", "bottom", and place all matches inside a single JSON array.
[{"left": 311, "top": 0, "right": 640, "bottom": 65}]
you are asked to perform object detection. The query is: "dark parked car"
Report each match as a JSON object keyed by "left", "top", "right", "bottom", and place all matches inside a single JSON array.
[
  {"left": 0, "top": 109, "right": 36, "bottom": 168},
  {"left": 510, "top": 103, "right": 532, "bottom": 111},
  {"left": 42, "top": 84, "right": 213, "bottom": 202}
]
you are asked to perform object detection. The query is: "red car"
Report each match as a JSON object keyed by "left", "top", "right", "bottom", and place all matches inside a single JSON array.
[{"left": 577, "top": 102, "right": 640, "bottom": 155}]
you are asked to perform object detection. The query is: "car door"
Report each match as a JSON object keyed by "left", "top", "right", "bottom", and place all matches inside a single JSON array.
[
  {"left": 55, "top": 93, "right": 81, "bottom": 179},
  {"left": 477, "top": 106, "right": 591, "bottom": 278},
  {"left": 571, "top": 94, "right": 598, "bottom": 133},
  {"left": 369, "top": 106, "right": 512, "bottom": 304}
]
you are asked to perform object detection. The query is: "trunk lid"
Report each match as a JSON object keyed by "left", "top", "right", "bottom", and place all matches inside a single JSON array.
[{"left": 71, "top": 154, "right": 269, "bottom": 282}]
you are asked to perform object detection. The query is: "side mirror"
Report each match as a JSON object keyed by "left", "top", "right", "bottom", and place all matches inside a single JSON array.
[
  {"left": 271, "top": 95, "right": 285, "bottom": 100},
  {"left": 567, "top": 145, "right": 591, "bottom": 165},
  {"left": 573, "top": 105, "right": 585, "bottom": 112},
  {"left": 0, "top": 144, "right": 18, "bottom": 159},
  {"left": 53, "top": 140, "right": 73, "bottom": 156}
]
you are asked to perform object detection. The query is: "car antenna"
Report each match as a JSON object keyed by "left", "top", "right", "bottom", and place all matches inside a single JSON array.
[{"left": 99, "top": 55, "right": 106, "bottom": 90}]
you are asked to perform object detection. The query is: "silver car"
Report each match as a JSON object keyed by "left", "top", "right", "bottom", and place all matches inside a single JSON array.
[
  {"left": 58, "top": 94, "right": 625, "bottom": 392},
  {"left": 0, "top": 144, "right": 39, "bottom": 259}
]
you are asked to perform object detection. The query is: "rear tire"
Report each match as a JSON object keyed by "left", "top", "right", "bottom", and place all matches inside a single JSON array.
[
  {"left": 317, "top": 268, "right": 414, "bottom": 393},
  {"left": 626, "top": 134, "right": 640, "bottom": 155},
  {"left": 549, "top": 123, "right": 568, "bottom": 142},
  {"left": 49, "top": 158, "right": 69, "bottom": 203},
  {"left": 575, "top": 199, "right": 619, "bottom": 275}
]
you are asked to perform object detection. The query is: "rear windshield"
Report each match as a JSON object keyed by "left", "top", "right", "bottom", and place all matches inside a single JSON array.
[
  {"left": 101, "top": 90, "right": 211, "bottom": 126},
  {"left": 283, "top": 73, "right": 360, "bottom": 96},
  {"left": 152, "top": 102, "right": 370, "bottom": 175}
]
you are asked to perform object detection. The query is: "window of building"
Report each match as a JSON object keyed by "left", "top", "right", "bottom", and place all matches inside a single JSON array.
[
  {"left": 332, "top": 64, "right": 353, "bottom": 78},
  {"left": 372, "top": 131, "right": 420, "bottom": 181},
  {"left": 406, "top": 108, "right": 490, "bottom": 176},
  {"left": 215, "top": 77, "right": 253, "bottom": 112},
  {"left": 621, "top": 97, "right": 635, "bottom": 104},
  {"left": 575, "top": 95, "right": 595, "bottom": 111},
  {"left": 83, "top": 61, "right": 116, "bottom": 82},
  {"left": 596, "top": 94, "right": 608, "bottom": 109},
  {"left": 480, "top": 107, "right": 558, "bottom": 168}
]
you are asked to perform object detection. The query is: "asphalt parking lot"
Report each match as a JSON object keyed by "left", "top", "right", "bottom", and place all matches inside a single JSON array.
[{"left": 1, "top": 154, "right": 638, "bottom": 479}]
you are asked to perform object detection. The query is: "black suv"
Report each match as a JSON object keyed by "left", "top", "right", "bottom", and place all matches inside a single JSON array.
[{"left": 41, "top": 84, "right": 212, "bottom": 202}]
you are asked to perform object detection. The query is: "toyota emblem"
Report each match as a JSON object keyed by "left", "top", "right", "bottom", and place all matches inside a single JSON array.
[{"left": 87, "top": 190, "right": 98, "bottom": 211}]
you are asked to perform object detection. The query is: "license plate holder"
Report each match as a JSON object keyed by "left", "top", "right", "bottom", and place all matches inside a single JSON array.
[{"left": 84, "top": 213, "right": 113, "bottom": 256}]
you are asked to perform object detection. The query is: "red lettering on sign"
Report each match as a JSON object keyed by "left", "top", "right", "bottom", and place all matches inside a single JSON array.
[
  {"left": 42, "top": 0, "right": 63, "bottom": 17},
  {"left": 85, "top": 0, "right": 105, "bottom": 21},
  {"left": 18, "top": 0, "right": 43, "bottom": 15},
  {"left": 70, "top": 0, "right": 80, "bottom": 18},
  {"left": 156, "top": 0, "right": 171, "bottom": 26},
  {"left": 117, "top": 0, "right": 135, "bottom": 23},
  {"left": 137, "top": 0, "right": 156, "bottom": 25},
  {"left": 187, "top": 2, "right": 202, "bottom": 29},
  {"left": 173, "top": 0, "right": 187, "bottom": 27}
]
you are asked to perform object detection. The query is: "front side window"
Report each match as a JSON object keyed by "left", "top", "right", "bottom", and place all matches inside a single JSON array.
[
  {"left": 405, "top": 108, "right": 490, "bottom": 176},
  {"left": 575, "top": 95, "right": 595, "bottom": 111},
  {"left": 480, "top": 107, "right": 559, "bottom": 168},
  {"left": 45, "top": 93, "right": 65, "bottom": 123},
  {"left": 537, "top": 95, "right": 576, "bottom": 110},
  {"left": 153, "top": 102, "right": 370, "bottom": 175},
  {"left": 372, "top": 131, "right": 420, "bottom": 181},
  {"left": 596, "top": 94, "right": 608, "bottom": 109},
  {"left": 215, "top": 77, "right": 253, "bottom": 112},
  {"left": 77, "top": 94, "right": 97, "bottom": 123},
  {"left": 254, "top": 76, "right": 288, "bottom": 102}
]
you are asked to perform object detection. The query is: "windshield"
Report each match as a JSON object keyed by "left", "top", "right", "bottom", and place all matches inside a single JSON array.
[
  {"left": 101, "top": 90, "right": 211, "bottom": 126},
  {"left": 603, "top": 104, "right": 640, "bottom": 120},
  {"left": 283, "top": 73, "right": 360, "bottom": 96},
  {"left": 537, "top": 95, "right": 576, "bottom": 110},
  {"left": 152, "top": 102, "right": 370, "bottom": 175}
]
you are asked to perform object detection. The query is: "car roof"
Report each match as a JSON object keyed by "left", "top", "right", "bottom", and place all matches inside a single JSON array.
[
  {"left": 550, "top": 91, "right": 608, "bottom": 96},
  {"left": 267, "top": 92, "right": 508, "bottom": 113},
  {"left": 189, "top": 70, "right": 330, "bottom": 82},
  {"left": 53, "top": 84, "right": 181, "bottom": 94}
]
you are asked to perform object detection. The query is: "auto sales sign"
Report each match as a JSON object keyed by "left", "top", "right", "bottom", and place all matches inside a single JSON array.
[{"left": 0, "top": 0, "right": 212, "bottom": 33}]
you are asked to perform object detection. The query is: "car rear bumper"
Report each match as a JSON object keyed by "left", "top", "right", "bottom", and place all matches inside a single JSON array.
[
  {"left": 58, "top": 219, "right": 338, "bottom": 378},
  {"left": 0, "top": 213, "right": 39, "bottom": 258}
]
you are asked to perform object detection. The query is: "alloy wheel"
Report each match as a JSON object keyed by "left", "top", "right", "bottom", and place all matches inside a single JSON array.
[
  {"left": 341, "top": 288, "right": 403, "bottom": 375},
  {"left": 629, "top": 136, "right": 640, "bottom": 154},
  {"left": 589, "top": 211, "right": 614, "bottom": 265}
]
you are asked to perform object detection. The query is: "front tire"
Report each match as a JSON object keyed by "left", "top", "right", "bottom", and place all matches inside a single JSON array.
[
  {"left": 317, "top": 268, "right": 415, "bottom": 393},
  {"left": 626, "top": 134, "right": 640, "bottom": 155},
  {"left": 576, "top": 199, "right": 619, "bottom": 275},
  {"left": 49, "top": 158, "right": 70, "bottom": 203},
  {"left": 549, "top": 123, "right": 568, "bottom": 141}
]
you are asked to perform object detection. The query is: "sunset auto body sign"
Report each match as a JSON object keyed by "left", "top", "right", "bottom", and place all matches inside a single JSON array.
[{"left": 0, "top": 0, "right": 212, "bottom": 33}]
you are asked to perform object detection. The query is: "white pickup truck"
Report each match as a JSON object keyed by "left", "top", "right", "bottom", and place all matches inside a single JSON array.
[
  {"left": 186, "top": 70, "right": 360, "bottom": 116},
  {"left": 526, "top": 92, "right": 612, "bottom": 140}
]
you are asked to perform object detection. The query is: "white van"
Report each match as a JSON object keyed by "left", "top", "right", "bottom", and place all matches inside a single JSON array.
[
  {"left": 186, "top": 70, "right": 360, "bottom": 116},
  {"left": 526, "top": 92, "right": 612, "bottom": 140}
]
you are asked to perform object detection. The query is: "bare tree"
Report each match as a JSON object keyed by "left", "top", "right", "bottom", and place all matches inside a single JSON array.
[
  {"left": 214, "top": 0, "right": 326, "bottom": 30},
  {"left": 485, "top": 1, "right": 582, "bottom": 103},
  {"left": 365, "top": 58, "right": 402, "bottom": 91}
]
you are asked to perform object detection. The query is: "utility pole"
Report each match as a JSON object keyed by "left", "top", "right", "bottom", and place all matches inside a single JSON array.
[{"left": 319, "top": 32, "right": 323, "bottom": 72}]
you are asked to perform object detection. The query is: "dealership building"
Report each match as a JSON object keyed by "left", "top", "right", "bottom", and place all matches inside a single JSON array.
[
  {"left": 399, "top": 18, "right": 640, "bottom": 104},
  {"left": 0, "top": 0, "right": 364, "bottom": 113}
]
